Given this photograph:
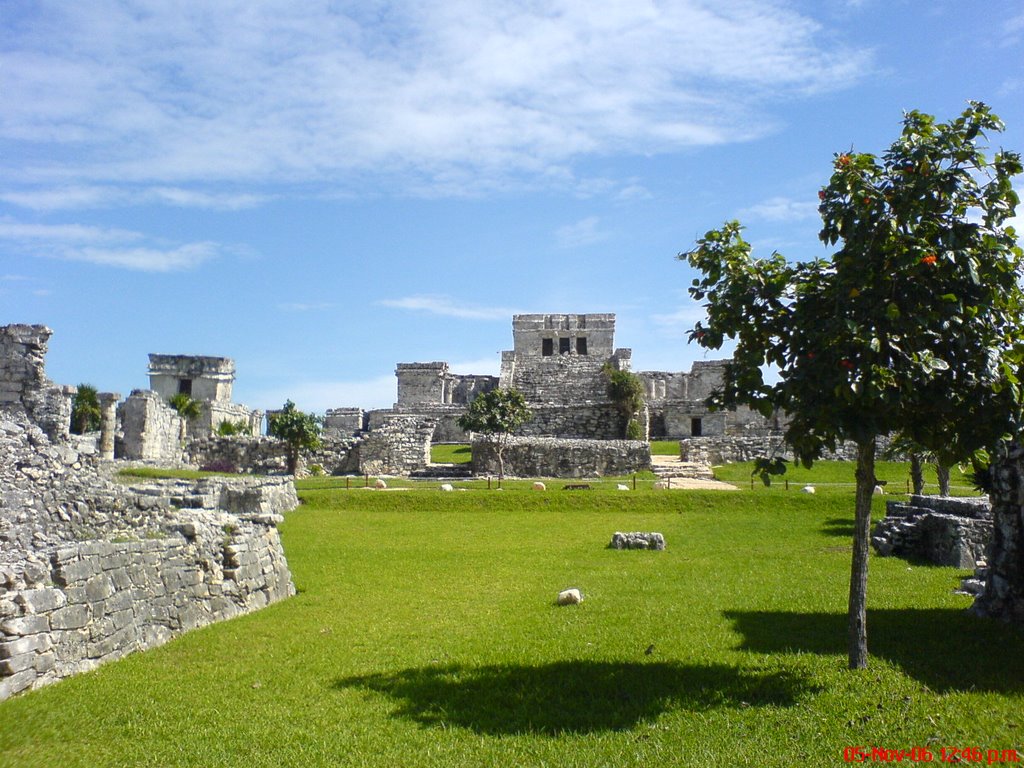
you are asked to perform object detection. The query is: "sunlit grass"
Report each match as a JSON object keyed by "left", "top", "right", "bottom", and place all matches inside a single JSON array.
[{"left": 1, "top": 471, "right": 1017, "bottom": 768}]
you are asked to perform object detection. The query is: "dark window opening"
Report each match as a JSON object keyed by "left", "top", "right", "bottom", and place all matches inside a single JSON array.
[
  {"left": 542, "top": 338, "right": 554, "bottom": 356},
  {"left": 178, "top": 379, "right": 193, "bottom": 396},
  {"left": 576, "top": 337, "right": 587, "bottom": 355},
  {"left": 691, "top": 417, "right": 703, "bottom": 437},
  {"left": 559, "top": 337, "right": 571, "bottom": 355}
]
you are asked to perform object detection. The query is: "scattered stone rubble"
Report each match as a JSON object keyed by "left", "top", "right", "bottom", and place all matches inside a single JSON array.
[{"left": 609, "top": 532, "right": 666, "bottom": 550}]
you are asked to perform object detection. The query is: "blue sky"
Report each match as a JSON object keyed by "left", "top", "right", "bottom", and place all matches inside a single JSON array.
[{"left": 2, "top": 0, "right": 1022, "bottom": 412}]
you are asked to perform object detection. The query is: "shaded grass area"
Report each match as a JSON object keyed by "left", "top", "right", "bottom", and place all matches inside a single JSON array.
[
  {"left": 429, "top": 444, "right": 473, "bottom": 464},
  {"left": 712, "top": 460, "right": 976, "bottom": 496},
  {"left": 1, "top": 486, "right": 1020, "bottom": 767}
]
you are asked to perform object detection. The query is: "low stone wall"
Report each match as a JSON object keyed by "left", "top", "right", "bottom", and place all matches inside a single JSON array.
[
  {"left": 1, "top": 402, "right": 298, "bottom": 701},
  {"left": 513, "top": 403, "right": 626, "bottom": 440},
  {"left": 185, "top": 435, "right": 360, "bottom": 476},
  {"left": 678, "top": 434, "right": 899, "bottom": 465},
  {"left": 1, "top": 506, "right": 294, "bottom": 700},
  {"left": 871, "top": 495, "right": 991, "bottom": 568},
  {"left": 471, "top": 436, "right": 651, "bottom": 478}
]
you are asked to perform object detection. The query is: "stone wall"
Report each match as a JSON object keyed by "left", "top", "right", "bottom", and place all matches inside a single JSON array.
[
  {"left": 0, "top": 325, "right": 74, "bottom": 442},
  {"left": 324, "top": 408, "right": 364, "bottom": 437},
  {"left": 1, "top": 327, "right": 298, "bottom": 700},
  {"left": 871, "top": 495, "right": 992, "bottom": 568},
  {"left": 972, "top": 444, "right": 1024, "bottom": 623},
  {"left": 190, "top": 401, "right": 263, "bottom": 440},
  {"left": 513, "top": 402, "right": 636, "bottom": 441},
  {"left": 185, "top": 435, "right": 360, "bottom": 476},
  {"left": 353, "top": 416, "right": 434, "bottom": 475},
  {"left": 471, "top": 436, "right": 651, "bottom": 478},
  {"left": 677, "top": 435, "right": 897, "bottom": 465},
  {"left": 148, "top": 354, "right": 236, "bottom": 402},
  {"left": 118, "top": 390, "right": 185, "bottom": 463}
]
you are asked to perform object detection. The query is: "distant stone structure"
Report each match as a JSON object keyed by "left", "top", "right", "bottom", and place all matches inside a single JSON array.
[
  {"left": 366, "top": 313, "right": 771, "bottom": 444},
  {"left": 0, "top": 324, "right": 296, "bottom": 701},
  {"left": 471, "top": 436, "right": 651, "bottom": 478}
]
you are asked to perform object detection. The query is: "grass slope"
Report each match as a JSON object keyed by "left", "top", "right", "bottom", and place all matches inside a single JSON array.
[{"left": 1, "top": 482, "right": 1021, "bottom": 767}]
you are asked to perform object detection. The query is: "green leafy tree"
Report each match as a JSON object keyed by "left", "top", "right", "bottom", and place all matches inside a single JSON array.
[
  {"left": 268, "top": 400, "right": 322, "bottom": 475},
  {"left": 457, "top": 388, "right": 532, "bottom": 481},
  {"left": 168, "top": 392, "right": 201, "bottom": 419},
  {"left": 603, "top": 363, "right": 646, "bottom": 439},
  {"left": 682, "top": 102, "right": 1023, "bottom": 669},
  {"left": 70, "top": 383, "right": 101, "bottom": 434}
]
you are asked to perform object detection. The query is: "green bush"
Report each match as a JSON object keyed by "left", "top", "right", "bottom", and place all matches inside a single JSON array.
[{"left": 625, "top": 418, "right": 643, "bottom": 440}]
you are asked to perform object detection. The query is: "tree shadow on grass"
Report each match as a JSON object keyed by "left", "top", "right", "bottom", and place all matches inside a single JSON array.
[
  {"left": 821, "top": 518, "right": 856, "bottom": 537},
  {"left": 335, "top": 661, "right": 818, "bottom": 735},
  {"left": 724, "top": 608, "right": 1024, "bottom": 693}
]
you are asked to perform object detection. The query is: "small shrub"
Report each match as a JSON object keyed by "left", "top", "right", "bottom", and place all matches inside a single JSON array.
[
  {"left": 216, "top": 419, "right": 252, "bottom": 437},
  {"left": 626, "top": 418, "right": 644, "bottom": 440},
  {"left": 308, "top": 464, "right": 325, "bottom": 476}
]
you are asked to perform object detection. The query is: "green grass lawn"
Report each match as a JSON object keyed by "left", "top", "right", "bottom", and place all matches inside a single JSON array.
[{"left": 1, "top": 472, "right": 1020, "bottom": 767}]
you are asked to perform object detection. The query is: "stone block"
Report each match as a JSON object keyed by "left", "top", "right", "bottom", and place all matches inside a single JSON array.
[
  {"left": 54, "top": 558, "right": 100, "bottom": 586},
  {"left": 0, "top": 668, "right": 36, "bottom": 699},
  {"left": 0, "top": 633, "right": 51, "bottom": 659},
  {"left": 50, "top": 604, "right": 90, "bottom": 630},
  {"left": 14, "top": 588, "right": 66, "bottom": 614},
  {"left": 1, "top": 614, "right": 50, "bottom": 636},
  {"left": 0, "top": 651, "right": 37, "bottom": 675}
]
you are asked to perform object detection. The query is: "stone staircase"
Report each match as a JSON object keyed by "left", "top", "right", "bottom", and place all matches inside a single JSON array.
[{"left": 650, "top": 458, "right": 716, "bottom": 482}]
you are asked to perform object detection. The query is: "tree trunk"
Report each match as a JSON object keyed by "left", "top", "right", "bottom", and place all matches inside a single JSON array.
[
  {"left": 937, "top": 463, "right": 951, "bottom": 496},
  {"left": 848, "top": 439, "right": 876, "bottom": 670},
  {"left": 495, "top": 435, "right": 505, "bottom": 481},
  {"left": 286, "top": 446, "right": 299, "bottom": 476},
  {"left": 910, "top": 453, "right": 924, "bottom": 495}
]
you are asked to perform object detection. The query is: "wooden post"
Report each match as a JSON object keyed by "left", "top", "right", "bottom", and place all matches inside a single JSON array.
[{"left": 633, "top": 474, "right": 637, "bottom": 491}]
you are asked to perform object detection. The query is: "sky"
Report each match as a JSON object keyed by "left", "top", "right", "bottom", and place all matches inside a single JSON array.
[{"left": 2, "top": 0, "right": 1022, "bottom": 413}]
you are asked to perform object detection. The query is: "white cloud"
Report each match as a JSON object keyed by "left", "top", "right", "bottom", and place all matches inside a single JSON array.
[
  {"left": 380, "top": 295, "right": 516, "bottom": 321},
  {"left": 0, "top": 185, "right": 269, "bottom": 211},
  {"left": 0, "top": 218, "right": 220, "bottom": 272},
  {"left": 740, "top": 196, "right": 819, "bottom": 222},
  {"left": 555, "top": 216, "right": 607, "bottom": 248},
  {"left": 0, "top": 1, "right": 872, "bottom": 197}
]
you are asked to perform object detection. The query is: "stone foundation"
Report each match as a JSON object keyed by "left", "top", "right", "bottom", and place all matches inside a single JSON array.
[{"left": 471, "top": 436, "right": 651, "bottom": 478}]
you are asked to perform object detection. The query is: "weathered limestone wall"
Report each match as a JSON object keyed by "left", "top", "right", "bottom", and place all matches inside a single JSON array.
[
  {"left": 972, "top": 444, "right": 1024, "bottom": 623},
  {"left": 511, "top": 403, "right": 634, "bottom": 441},
  {"left": 189, "top": 400, "right": 263, "bottom": 439},
  {"left": 395, "top": 363, "right": 498, "bottom": 408},
  {"left": 186, "top": 435, "right": 360, "bottom": 476},
  {"left": 872, "top": 495, "right": 992, "bottom": 568},
  {"left": 677, "top": 435, "right": 897, "bottom": 465},
  {"left": 471, "top": 436, "right": 651, "bottom": 478},
  {"left": 118, "top": 390, "right": 185, "bottom": 463},
  {"left": 324, "top": 408, "right": 364, "bottom": 437},
  {"left": 354, "top": 417, "right": 434, "bottom": 475},
  {"left": 1, "top": 403, "right": 298, "bottom": 701},
  {"left": 0, "top": 325, "right": 74, "bottom": 442}
]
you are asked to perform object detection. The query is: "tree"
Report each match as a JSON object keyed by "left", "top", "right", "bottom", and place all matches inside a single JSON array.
[
  {"left": 682, "top": 102, "right": 1023, "bottom": 669},
  {"left": 70, "top": 383, "right": 101, "bottom": 434},
  {"left": 457, "top": 388, "right": 532, "bottom": 481},
  {"left": 168, "top": 392, "right": 201, "bottom": 419},
  {"left": 268, "top": 400, "right": 322, "bottom": 475},
  {"left": 603, "top": 363, "right": 646, "bottom": 439}
]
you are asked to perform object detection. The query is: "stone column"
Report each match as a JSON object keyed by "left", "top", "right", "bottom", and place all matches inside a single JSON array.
[
  {"left": 97, "top": 392, "right": 121, "bottom": 460},
  {"left": 972, "top": 443, "right": 1024, "bottom": 623}
]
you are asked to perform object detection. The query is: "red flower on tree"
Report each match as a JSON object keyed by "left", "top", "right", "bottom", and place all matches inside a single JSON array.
[{"left": 920, "top": 254, "right": 937, "bottom": 265}]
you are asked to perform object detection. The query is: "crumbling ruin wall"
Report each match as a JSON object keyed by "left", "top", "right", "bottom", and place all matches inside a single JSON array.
[
  {"left": 512, "top": 403, "right": 633, "bottom": 441},
  {"left": 0, "top": 325, "right": 74, "bottom": 443},
  {"left": 871, "top": 495, "right": 992, "bottom": 568},
  {"left": 353, "top": 417, "right": 434, "bottom": 475},
  {"left": 471, "top": 436, "right": 651, "bottom": 478},
  {"left": 118, "top": 390, "right": 185, "bottom": 463},
  {"left": 185, "top": 435, "right": 360, "bottom": 476},
  {"left": 0, "top": 324, "right": 297, "bottom": 701}
]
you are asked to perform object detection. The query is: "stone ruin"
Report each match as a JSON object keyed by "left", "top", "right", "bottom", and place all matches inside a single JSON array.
[
  {"left": 0, "top": 325, "right": 296, "bottom": 701},
  {"left": 471, "top": 436, "right": 651, "bottom": 478},
  {"left": 871, "top": 495, "right": 992, "bottom": 568},
  {"left": 368, "top": 313, "right": 772, "bottom": 445}
]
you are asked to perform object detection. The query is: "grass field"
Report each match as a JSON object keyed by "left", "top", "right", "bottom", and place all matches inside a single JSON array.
[{"left": 1, "top": 467, "right": 1021, "bottom": 767}]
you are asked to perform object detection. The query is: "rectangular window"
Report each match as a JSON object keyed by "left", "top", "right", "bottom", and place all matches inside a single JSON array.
[
  {"left": 576, "top": 337, "right": 587, "bottom": 355},
  {"left": 691, "top": 417, "right": 703, "bottom": 437},
  {"left": 559, "top": 337, "right": 571, "bottom": 355},
  {"left": 542, "top": 338, "right": 554, "bottom": 356},
  {"left": 178, "top": 379, "right": 193, "bottom": 396}
]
